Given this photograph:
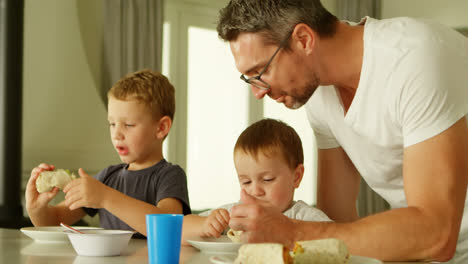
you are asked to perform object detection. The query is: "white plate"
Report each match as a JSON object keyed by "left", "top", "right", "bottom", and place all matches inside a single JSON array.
[
  {"left": 187, "top": 235, "right": 242, "bottom": 254},
  {"left": 350, "top": 255, "right": 383, "bottom": 264},
  {"left": 210, "top": 254, "right": 382, "bottom": 264},
  {"left": 210, "top": 255, "right": 237, "bottom": 264},
  {"left": 21, "top": 226, "right": 102, "bottom": 243}
]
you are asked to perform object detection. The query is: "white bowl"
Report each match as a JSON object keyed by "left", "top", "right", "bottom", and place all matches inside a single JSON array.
[
  {"left": 65, "top": 229, "right": 134, "bottom": 256},
  {"left": 20, "top": 226, "right": 102, "bottom": 243}
]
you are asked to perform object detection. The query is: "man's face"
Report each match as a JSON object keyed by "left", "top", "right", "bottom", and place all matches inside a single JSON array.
[{"left": 230, "top": 32, "right": 320, "bottom": 109}]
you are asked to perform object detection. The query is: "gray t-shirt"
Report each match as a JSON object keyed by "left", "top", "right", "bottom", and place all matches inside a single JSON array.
[{"left": 83, "top": 159, "right": 191, "bottom": 237}]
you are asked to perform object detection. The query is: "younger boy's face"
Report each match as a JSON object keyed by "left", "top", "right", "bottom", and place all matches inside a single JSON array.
[
  {"left": 107, "top": 97, "right": 161, "bottom": 170},
  {"left": 234, "top": 149, "right": 302, "bottom": 213}
]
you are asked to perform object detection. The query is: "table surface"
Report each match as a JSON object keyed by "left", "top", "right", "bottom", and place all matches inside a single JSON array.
[{"left": 1, "top": 227, "right": 429, "bottom": 264}]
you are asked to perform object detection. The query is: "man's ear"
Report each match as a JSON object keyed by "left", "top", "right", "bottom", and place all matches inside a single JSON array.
[
  {"left": 156, "top": 116, "right": 172, "bottom": 139},
  {"left": 293, "top": 164, "right": 305, "bottom": 188},
  {"left": 291, "top": 23, "right": 316, "bottom": 55}
]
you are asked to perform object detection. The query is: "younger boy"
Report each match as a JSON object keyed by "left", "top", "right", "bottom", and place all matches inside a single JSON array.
[
  {"left": 26, "top": 69, "right": 191, "bottom": 237},
  {"left": 182, "top": 118, "right": 330, "bottom": 244}
]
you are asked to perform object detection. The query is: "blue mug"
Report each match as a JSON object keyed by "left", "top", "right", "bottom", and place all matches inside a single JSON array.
[{"left": 146, "top": 214, "right": 183, "bottom": 264}]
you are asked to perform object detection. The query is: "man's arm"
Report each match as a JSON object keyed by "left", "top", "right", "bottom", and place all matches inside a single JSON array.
[{"left": 296, "top": 117, "right": 468, "bottom": 262}]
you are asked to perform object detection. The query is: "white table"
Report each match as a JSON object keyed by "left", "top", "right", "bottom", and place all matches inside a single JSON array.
[{"left": 0, "top": 228, "right": 428, "bottom": 263}]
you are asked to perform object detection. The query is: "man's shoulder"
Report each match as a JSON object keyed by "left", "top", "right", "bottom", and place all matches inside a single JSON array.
[
  {"left": 367, "top": 16, "right": 434, "bottom": 33},
  {"left": 365, "top": 16, "right": 462, "bottom": 50}
]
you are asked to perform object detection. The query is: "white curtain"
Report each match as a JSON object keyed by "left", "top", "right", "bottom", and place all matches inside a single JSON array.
[
  {"left": 336, "top": 0, "right": 389, "bottom": 217},
  {"left": 100, "top": 0, "right": 164, "bottom": 105}
]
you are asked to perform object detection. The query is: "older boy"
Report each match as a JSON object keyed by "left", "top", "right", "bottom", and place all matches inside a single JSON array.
[
  {"left": 26, "top": 69, "right": 191, "bottom": 237},
  {"left": 182, "top": 118, "right": 330, "bottom": 244}
]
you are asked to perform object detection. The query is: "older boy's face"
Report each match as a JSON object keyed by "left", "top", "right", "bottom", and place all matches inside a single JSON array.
[
  {"left": 234, "top": 150, "right": 302, "bottom": 212},
  {"left": 107, "top": 97, "right": 161, "bottom": 170}
]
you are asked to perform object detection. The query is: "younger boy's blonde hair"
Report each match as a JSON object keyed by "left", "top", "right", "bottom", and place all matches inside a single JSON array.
[
  {"left": 107, "top": 69, "right": 175, "bottom": 121},
  {"left": 234, "top": 118, "right": 304, "bottom": 170}
]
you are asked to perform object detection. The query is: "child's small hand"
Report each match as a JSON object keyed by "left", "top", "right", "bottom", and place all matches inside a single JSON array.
[
  {"left": 201, "top": 208, "right": 230, "bottom": 238},
  {"left": 63, "top": 168, "right": 108, "bottom": 210},
  {"left": 26, "top": 163, "right": 59, "bottom": 212}
]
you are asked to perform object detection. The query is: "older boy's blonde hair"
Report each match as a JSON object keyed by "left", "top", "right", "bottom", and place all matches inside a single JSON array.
[
  {"left": 107, "top": 69, "right": 175, "bottom": 121},
  {"left": 234, "top": 118, "right": 304, "bottom": 170}
]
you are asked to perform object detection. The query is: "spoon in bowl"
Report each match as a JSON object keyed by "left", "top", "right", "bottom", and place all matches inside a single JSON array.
[{"left": 60, "top": 222, "right": 85, "bottom": 234}]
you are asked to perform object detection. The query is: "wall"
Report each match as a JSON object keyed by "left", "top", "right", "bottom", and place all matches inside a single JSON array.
[
  {"left": 381, "top": 0, "right": 468, "bottom": 28},
  {"left": 22, "top": 0, "right": 119, "bottom": 207},
  {"left": 322, "top": 0, "right": 337, "bottom": 14}
]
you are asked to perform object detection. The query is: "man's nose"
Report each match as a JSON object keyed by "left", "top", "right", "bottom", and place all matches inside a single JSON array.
[{"left": 250, "top": 85, "right": 269, "bottom": 99}]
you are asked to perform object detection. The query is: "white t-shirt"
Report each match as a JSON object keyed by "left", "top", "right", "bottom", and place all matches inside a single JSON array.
[
  {"left": 198, "top": 200, "right": 331, "bottom": 222},
  {"left": 306, "top": 17, "right": 468, "bottom": 262}
]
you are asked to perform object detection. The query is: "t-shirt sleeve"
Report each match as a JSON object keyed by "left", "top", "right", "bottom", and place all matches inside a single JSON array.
[
  {"left": 156, "top": 165, "right": 191, "bottom": 215},
  {"left": 397, "top": 44, "right": 468, "bottom": 147},
  {"left": 82, "top": 168, "right": 109, "bottom": 217},
  {"left": 286, "top": 201, "right": 332, "bottom": 222},
  {"left": 305, "top": 88, "right": 340, "bottom": 149},
  {"left": 197, "top": 202, "right": 237, "bottom": 217}
]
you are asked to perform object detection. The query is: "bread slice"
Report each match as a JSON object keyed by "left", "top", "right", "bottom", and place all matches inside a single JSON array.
[
  {"left": 36, "top": 169, "right": 76, "bottom": 193},
  {"left": 234, "top": 243, "right": 293, "bottom": 264},
  {"left": 227, "top": 229, "right": 243, "bottom": 243},
  {"left": 292, "top": 238, "right": 349, "bottom": 264}
]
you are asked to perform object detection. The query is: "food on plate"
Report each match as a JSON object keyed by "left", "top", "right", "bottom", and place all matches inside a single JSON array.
[
  {"left": 292, "top": 238, "right": 349, "bottom": 264},
  {"left": 234, "top": 243, "right": 293, "bottom": 264},
  {"left": 227, "top": 228, "right": 243, "bottom": 243},
  {"left": 36, "top": 169, "right": 77, "bottom": 193},
  {"left": 233, "top": 238, "right": 349, "bottom": 263}
]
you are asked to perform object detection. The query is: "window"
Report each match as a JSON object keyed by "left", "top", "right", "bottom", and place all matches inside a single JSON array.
[{"left": 163, "top": 0, "right": 317, "bottom": 210}]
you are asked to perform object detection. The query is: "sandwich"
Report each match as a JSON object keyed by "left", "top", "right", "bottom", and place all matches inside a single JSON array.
[
  {"left": 36, "top": 169, "right": 77, "bottom": 193},
  {"left": 234, "top": 243, "right": 293, "bottom": 264},
  {"left": 292, "top": 238, "right": 349, "bottom": 264},
  {"left": 227, "top": 228, "right": 243, "bottom": 243}
]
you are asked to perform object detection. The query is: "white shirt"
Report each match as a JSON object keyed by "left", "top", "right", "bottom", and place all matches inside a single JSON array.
[
  {"left": 199, "top": 200, "right": 331, "bottom": 222},
  {"left": 306, "top": 17, "right": 468, "bottom": 262}
]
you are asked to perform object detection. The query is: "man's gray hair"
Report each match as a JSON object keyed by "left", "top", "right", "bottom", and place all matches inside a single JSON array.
[{"left": 216, "top": 0, "right": 338, "bottom": 47}]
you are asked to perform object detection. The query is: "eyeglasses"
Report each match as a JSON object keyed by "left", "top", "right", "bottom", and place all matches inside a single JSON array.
[{"left": 240, "top": 32, "right": 292, "bottom": 90}]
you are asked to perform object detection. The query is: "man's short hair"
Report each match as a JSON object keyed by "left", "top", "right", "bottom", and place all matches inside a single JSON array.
[
  {"left": 217, "top": 0, "right": 338, "bottom": 48},
  {"left": 107, "top": 69, "right": 175, "bottom": 121},
  {"left": 234, "top": 118, "right": 304, "bottom": 170}
]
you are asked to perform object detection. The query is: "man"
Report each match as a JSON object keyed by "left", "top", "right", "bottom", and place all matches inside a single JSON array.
[{"left": 216, "top": 0, "right": 468, "bottom": 262}]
